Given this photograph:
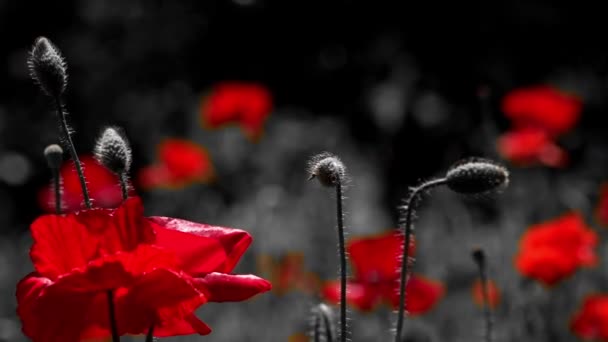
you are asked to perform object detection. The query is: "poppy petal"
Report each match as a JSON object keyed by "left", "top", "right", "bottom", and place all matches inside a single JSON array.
[
  {"left": 154, "top": 314, "right": 212, "bottom": 337},
  {"left": 348, "top": 231, "right": 413, "bottom": 283},
  {"left": 193, "top": 273, "right": 271, "bottom": 302},
  {"left": 385, "top": 275, "right": 444, "bottom": 315},
  {"left": 149, "top": 216, "right": 252, "bottom": 274},
  {"left": 322, "top": 280, "right": 380, "bottom": 311}
]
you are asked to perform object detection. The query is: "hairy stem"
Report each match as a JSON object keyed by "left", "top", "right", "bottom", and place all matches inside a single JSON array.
[
  {"left": 52, "top": 170, "right": 61, "bottom": 214},
  {"left": 394, "top": 178, "right": 446, "bottom": 342},
  {"left": 119, "top": 172, "right": 128, "bottom": 200},
  {"left": 478, "top": 264, "right": 493, "bottom": 342},
  {"left": 336, "top": 180, "right": 347, "bottom": 342},
  {"left": 54, "top": 97, "right": 91, "bottom": 209}
]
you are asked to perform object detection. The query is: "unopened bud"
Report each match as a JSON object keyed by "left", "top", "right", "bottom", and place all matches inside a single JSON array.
[
  {"left": 43, "top": 144, "right": 63, "bottom": 171},
  {"left": 94, "top": 127, "right": 132, "bottom": 175},
  {"left": 446, "top": 158, "right": 509, "bottom": 195},
  {"left": 308, "top": 153, "right": 346, "bottom": 187},
  {"left": 28, "top": 37, "right": 67, "bottom": 97},
  {"left": 471, "top": 246, "right": 486, "bottom": 268}
]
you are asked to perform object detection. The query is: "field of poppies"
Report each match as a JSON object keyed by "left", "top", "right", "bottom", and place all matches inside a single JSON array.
[{"left": 1, "top": 1, "right": 608, "bottom": 342}]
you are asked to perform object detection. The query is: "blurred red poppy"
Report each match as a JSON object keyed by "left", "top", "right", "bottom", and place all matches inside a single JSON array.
[
  {"left": 497, "top": 128, "right": 568, "bottom": 168},
  {"left": 137, "top": 139, "right": 214, "bottom": 190},
  {"left": 17, "top": 197, "right": 271, "bottom": 341},
  {"left": 515, "top": 212, "right": 598, "bottom": 286},
  {"left": 596, "top": 183, "right": 608, "bottom": 226},
  {"left": 571, "top": 294, "right": 608, "bottom": 341},
  {"left": 471, "top": 279, "right": 501, "bottom": 309},
  {"left": 38, "top": 155, "right": 134, "bottom": 212},
  {"left": 498, "top": 85, "right": 582, "bottom": 167},
  {"left": 257, "top": 253, "right": 321, "bottom": 295},
  {"left": 321, "top": 231, "right": 442, "bottom": 314},
  {"left": 501, "top": 85, "right": 582, "bottom": 136},
  {"left": 200, "top": 82, "right": 273, "bottom": 141}
]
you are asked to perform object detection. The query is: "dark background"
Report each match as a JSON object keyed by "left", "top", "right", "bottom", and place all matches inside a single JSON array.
[{"left": 1, "top": 1, "right": 608, "bottom": 341}]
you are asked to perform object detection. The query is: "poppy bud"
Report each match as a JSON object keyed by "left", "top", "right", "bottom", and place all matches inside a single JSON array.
[
  {"left": 308, "top": 153, "right": 346, "bottom": 187},
  {"left": 311, "top": 303, "right": 335, "bottom": 342},
  {"left": 43, "top": 144, "right": 63, "bottom": 171},
  {"left": 445, "top": 158, "right": 509, "bottom": 195},
  {"left": 471, "top": 246, "right": 486, "bottom": 269},
  {"left": 28, "top": 37, "right": 67, "bottom": 97},
  {"left": 94, "top": 127, "right": 132, "bottom": 175}
]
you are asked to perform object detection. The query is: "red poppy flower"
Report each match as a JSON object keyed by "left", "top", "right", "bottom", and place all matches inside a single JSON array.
[
  {"left": 137, "top": 139, "right": 214, "bottom": 190},
  {"left": 38, "top": 155, "right": 135, "bottom": 212},
  {"left": 515, "top": 212, "right": 598, "bottom": 286},
  {"left": 501, "top": 85, "right": 582, "bottom": 136},
  {"left": 321, "top": 231, "right": 443, "bottom": 314},
  {"left": 596, "top": 183, "right": 608, "bottom": 227},
  {"left": 257, "top": 253, "right": 321, "bottom": 295},
  {"left": 471, "top": 279, "right": 501, "bottom": 309},
  {"left": 200, "top": 82, "right": 273, "bottom": 141},
  {"left": 497, "top": 128, "right": 568, "bottom": 168},
  {"left": 571, "top": 294, "right": 608, "bottom": 341},
  {"left": 17, "top": 197, "right": 271, "bottom": 341}
]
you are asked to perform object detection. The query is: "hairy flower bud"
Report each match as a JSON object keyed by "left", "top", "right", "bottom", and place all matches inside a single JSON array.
[
  {"left": 94, "top": 127, "right": 132, "bottom": 175},
  {"left": 308, "top": 153, "right": 346, "bottom": 187},
  {"left": 43, "top": 144, "right": 63, "bottom": 171},
  {"left": 445, "top": 158, "right": 509, "bottom": 195},
  {"left": 28, "top": 37, "right": 67, "bottom": 97}
]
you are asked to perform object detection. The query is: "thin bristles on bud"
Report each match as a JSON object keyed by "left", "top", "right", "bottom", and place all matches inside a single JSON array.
[
  {"left": 446, "top": 158, "right": 509, "bottom": 196},
  {"left": 472, "top": 248, "right": 493, "bottom": 342},
  {"left": 394, "top": 177, "right": 447, "bottom": 342},
  {"left": 308, "top": 152, "right": 348, "bottom": 342},
  {"left": 94, "top": 127, "right": 132, "bottom": 175},
  {"left": 28, "top": 37, "right": 67, "bottom": 97}
]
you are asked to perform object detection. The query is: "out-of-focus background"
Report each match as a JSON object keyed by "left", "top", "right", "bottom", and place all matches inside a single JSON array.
[{"left": 2, "top": 1, "right": 608, "bottom": 341}]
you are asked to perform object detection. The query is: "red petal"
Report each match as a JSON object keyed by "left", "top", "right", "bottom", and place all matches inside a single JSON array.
[
  {"left": 570, "top": 294, "right": 608, "bottom": 340},
  {"left": 386, "top": 275, "right": 444, "bottom": 315},
  {"left": 30, "top": 214, "right": 99, "bottom": 280},
  {"left": 149, "top": 216, "right": 252, "bottom": 274},
  {"left": 348, "top": 231, "right": 413, "bottom": 283},
  {"left": 471, "top": 279, "right": 501, "bottom": 309},
  {"left": 193, "top": 272, "right": 271, "bottom": 302},
  {"left": 515, "top": 246, "right": 578, "bottom": 286},
  {"left": 154, "top": 315, "right": 212, "bottom": 337},
  {"left": 322, "top": 280, "right": 381, "bottom": 311},
  {"left": 596, "top": 184, "right": 608, "bottom": 227}
]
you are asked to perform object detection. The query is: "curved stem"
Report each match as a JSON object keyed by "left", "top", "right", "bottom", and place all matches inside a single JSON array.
[
  {"left": 54, "top": 97, "right": 91, "bottom": 209},
  {"left": 52, "top": 170, "right": 61, "bottom": 214},
  {"left": 335, "top": 180, "right": 347, "bottom": 342},
  {"left": 107, "top": 290, "right": 120, "bottom": 342},
  {"left": 119, "top": 172, "right": 128, "bottom": 200},
  {"left": 394, "top": 178, "right": 446, "bottom": 342}
]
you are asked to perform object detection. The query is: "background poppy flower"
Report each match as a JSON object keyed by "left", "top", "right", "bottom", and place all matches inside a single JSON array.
[
  {"left": 571, "top": 294, "right": 608, "bottom": 341},
  {"left": 17, "top": 197, "right": 206, "bottom": 341},
  {"left": 471, "top": 279, "right": 501, "bottom": 309},
  {"left": 501, "top": 85, "right": 582, "bottom": 136},
  {"left": 38, "top": 155, "right": 134, "bottom": 212},
  {"left": 497, "top": 128, "right": 568, "bottom": 167},
  {"left": 596, "top": 183, "right": 608, "bottom": 226},
  {"left": 137, "top": 139, "right": 214, "bottom": 190},
  {"left": 200, "top": 82, "right": 273, "bottom": 141},
  {"left": 321, "top": 231, "right": 442, "bottom": 314},
  {"left": 515, "top": 212, "right": 598, "bottom": 286},
  {"left": 257, "top": 253, "right": 321, "bottom": 295}
]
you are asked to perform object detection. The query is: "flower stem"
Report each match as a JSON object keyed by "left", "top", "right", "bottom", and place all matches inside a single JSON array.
[
  {"left": 335, "top": 179, "right": 347, "bottom": 342},
  {"left": 394, "top": 177, "right": 446, "bottom": 342},
  {"left": 477, "top": 264, "right": 492, "bottom": 342},
  {"left": 119, "top": 172, "right": 128, "bottom": 200},
  {"left": 54, "top": 97, "right": 91, "bottom": 209},
  {"left": 52, "top": 170, "right": 61, "bottom": 214},
  {"left": 107, "top": 290, "right": 120, "bottom": 342},
  {"left": 145, "top": 324, "right": 154, "bottom": 342}
]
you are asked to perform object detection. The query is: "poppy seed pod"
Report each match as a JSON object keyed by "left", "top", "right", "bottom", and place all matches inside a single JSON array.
[
  {"left": 43, "top": 144, "right": 63, "bottom": 171},
  {"left": 308, "top": 153, "right": 345, "bottom": 187},
  {"left": 28, "top": 37, "right": 67, "bottom": 97},
  {"left": 445, "top": 158, "right": 509, "bottom": 195},
  {"left": 94, "top": 127, "right": 132, "bottom": 175}
]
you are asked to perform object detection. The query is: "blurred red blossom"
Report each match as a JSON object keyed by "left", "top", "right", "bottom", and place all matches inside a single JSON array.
[
  {"left": 322, "top": 231, "right": 443, "bottom": 314},
  {"left": 596, "top": 183, "right": 608, "bottom": 226},
  {"left": 471, "top": 279, "right": 501, "bottom": 309},
  {"left": 257, "top": 253, "right": 321, "bottom": 296},
  {"left": 200, "top": 82, "right": 273, "bottom": 141},
  {"left": 137, "top": 138, "right": 214, "bottom": 190},
  {"left": 515, "top": 212, "right": 598, "bottom": 286},
  {"left": 571, "top": 294, "right": 608, "bottom": 341},
  {"left": 38, "top": 155, "right": 134, "bottom": 212},
  {"left": 17, "top": 197, "right": 270, "bottom": 341},
  {"left": 498, "top": 85, "right": 582, "bottom": 167}
]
